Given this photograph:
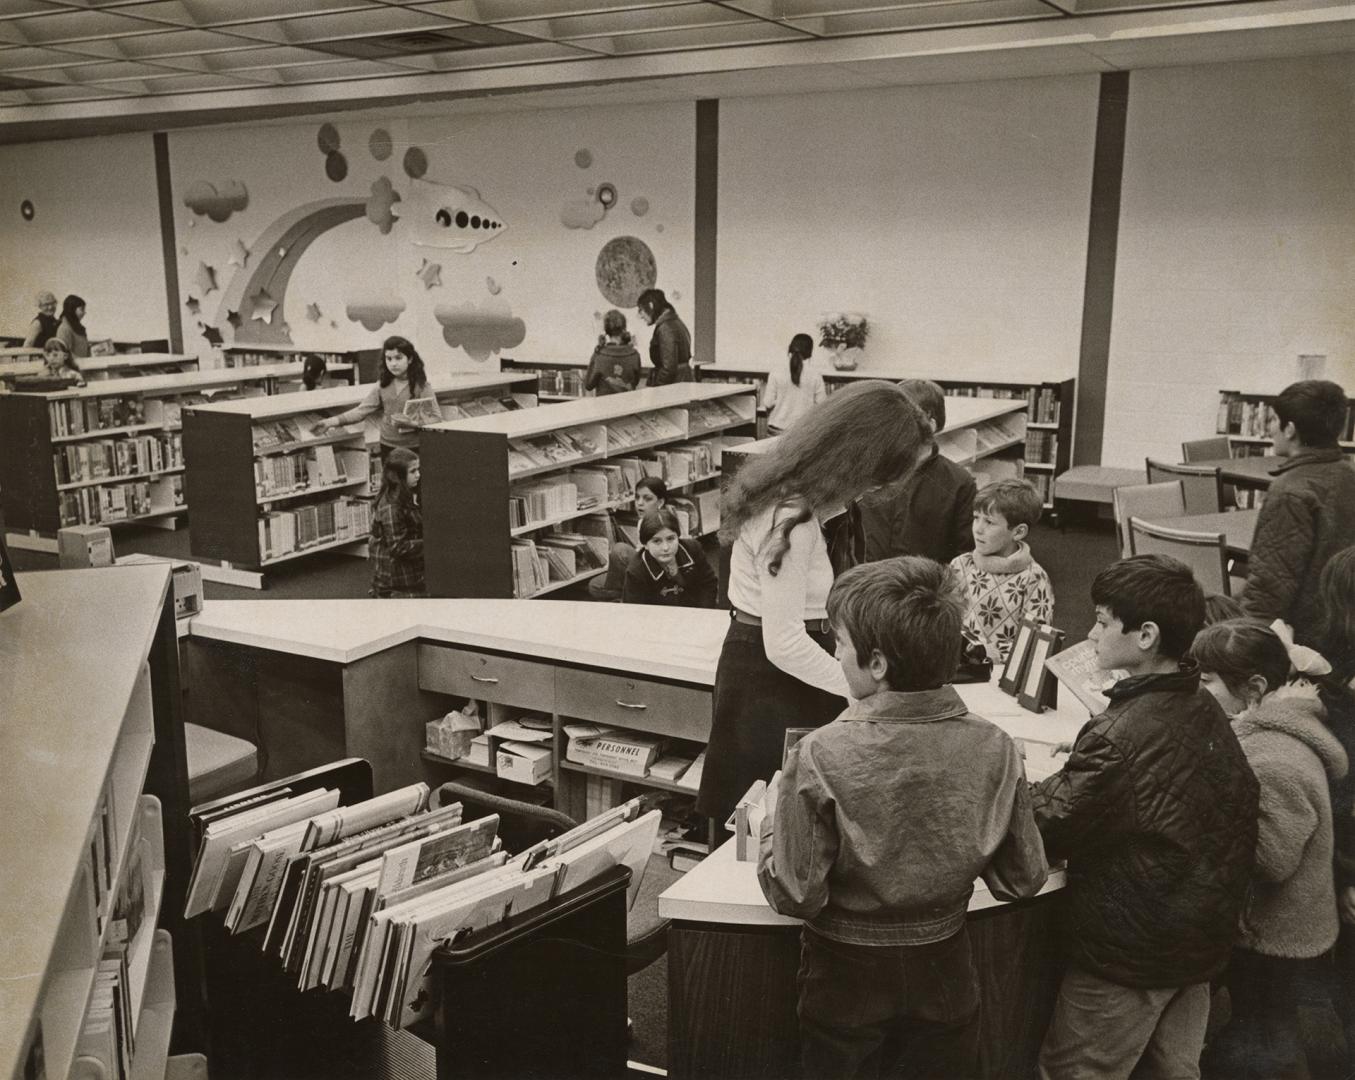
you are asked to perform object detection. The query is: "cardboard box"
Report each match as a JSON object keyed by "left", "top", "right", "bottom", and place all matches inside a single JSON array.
[
  {"left": 495, "top": 740, "right": 552, "bottom": 786},
  {"left": 58, "top": 524, "right": 114, "bottom": 569},
  {"left": 115, "top": 553, "right": 203, "bottom": 617},
  {"left": 566, "top": 731, "right": 665, "bottom": 778},
  {"left": 465, "top": 735, "right": 492, "bottom": 769}
]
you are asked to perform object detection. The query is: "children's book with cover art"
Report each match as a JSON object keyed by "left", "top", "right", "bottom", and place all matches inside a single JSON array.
[{"left": 401, "top": 397, "right": 442, "bottom": 427}]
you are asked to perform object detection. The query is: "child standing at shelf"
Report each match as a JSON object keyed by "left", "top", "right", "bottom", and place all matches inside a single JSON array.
[
  {"left": 758, "top": 557, "right": 1049, "bottom": 1079},
  {"left": 949, "top": 479, "right": 1053, "bottom": 662},
  {"left": 584, "top": 310, "right": 642, "bottom": 396},
  {"left": 369, "top": 447, "right": 425, "bottom": 598},
  {"left": 761, "top": 333, "right": 826, "bottom": 436},
  {"left": 39, "top": 338, "right": 85, "bottom": 387},
  {"left": 622, "top": 508, "right": 716, "bottom": 608},
  {"left": 313, "top": 336, "right": 439, "bottom": 454}
]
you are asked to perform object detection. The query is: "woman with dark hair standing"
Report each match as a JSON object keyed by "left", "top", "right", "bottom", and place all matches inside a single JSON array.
[
  {"left": 762, "top": 333, "right": 826, "bottom": 435},
  {"left": 696, "top": 381, "right": 932, "bottom": 823},
  {"left": 636, "top": 288, "right": 692, "bottom": 385},
  {"left": 313, "top": 335, "right": 439, "bottom": 453},
  {"left": 54, "top": 294, "right": 91, "bottom": 359}
]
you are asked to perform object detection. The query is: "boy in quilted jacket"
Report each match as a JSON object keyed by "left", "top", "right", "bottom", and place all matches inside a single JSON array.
[
  {"left": 1032, "top": 555, "right": 1258, "bottom": 1079},
  {"left": 1241, "top": 379, "right": 1355, "bottom": 647}
]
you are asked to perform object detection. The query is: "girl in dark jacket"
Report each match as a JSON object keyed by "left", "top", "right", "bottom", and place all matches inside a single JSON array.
[
  {"left": 584, "top": 310, "right": 641, "bottom": 395},
  {"left": 622, "top": 509, "right": 715, "bottom": 608},
  {"left": 636, "top": 288, "right": 692, "bottom": 385}
]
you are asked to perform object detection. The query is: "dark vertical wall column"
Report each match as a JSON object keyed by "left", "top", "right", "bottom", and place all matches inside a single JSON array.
[
  {"left": 694, "top": 99, "right": 719, "bottom": 366},
  {"left": 1073, "top": 71, "right": 1130, "bottom": 466},
  {"left": 152, "top": 132, "right": 184, "bottom": 354}
]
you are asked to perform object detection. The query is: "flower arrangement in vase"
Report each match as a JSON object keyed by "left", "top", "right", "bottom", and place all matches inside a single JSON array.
[{"left": 816, "top": 312, "right": 869, "bottom": 370}]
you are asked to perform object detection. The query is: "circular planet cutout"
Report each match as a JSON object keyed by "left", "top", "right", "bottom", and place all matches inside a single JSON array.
[
  {"left": 20, "top": 199, "right": 34, "bottom": 221},
  {"left": 403, "top": 147, "right": 428, "bottom": 179},
  {"left": 317, "top": 123, "right": 340, "bottom": 153},
  {"left": 575, "top": 149, "right": 593, "bottom": 169},
  {"left": 369, "top": 129, "right": 393, "bottom": 161},
  {"left": 596, "top": 183, "right": 617, "bottom": 208},
  {"left": 630, "top": 197, "right": 649, "bottom": 217},
  {"left": 595, "top": 236, "right": 657, "bottom": 308},
  {"left": 324, "top": 151, "right": 348, "bottom": 182}
]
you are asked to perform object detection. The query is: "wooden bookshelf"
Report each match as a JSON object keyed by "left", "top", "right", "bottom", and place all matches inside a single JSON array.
[
  {"left": 0, "top": 352, "right": 200, "bottom": 388},
  {"left": 1, "top": 565, "right": 200, "bottom": 1080},
  {"left": 0, "top": 363, "right": 318, "bottom": 553},
  {"left": 182, "top": 372, "right": 540, "bottom": 588},
  {"left": 699, "top": 364, "right": 1075, "bottom": 509},
  {"left": 1216, "top": 388, "right": 1355, "bottom": 452},
  {"left": 421, "top": 382, "right": 757, "bottom": 598}
]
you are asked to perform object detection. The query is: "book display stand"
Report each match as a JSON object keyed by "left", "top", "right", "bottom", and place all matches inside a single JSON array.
[
  {"left": 421, "top": 382, "right": 757, "bottom": 598},
  {"left": 1, "top": 566, "right": 201, "bottom": 1080},
  {"left": 0, "top": 364, "right": 322, "bottom": 554},
  {"left": 181, "top": 372, "right": 539, "bottom": 588}
]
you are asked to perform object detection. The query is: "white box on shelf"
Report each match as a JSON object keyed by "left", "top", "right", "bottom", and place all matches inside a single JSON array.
[{"left": 495, "top": 741, "right": 552, "bottom": 786}]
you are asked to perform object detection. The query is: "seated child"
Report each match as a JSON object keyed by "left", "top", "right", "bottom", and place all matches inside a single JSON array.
[
  {"left": 950, "top": 479, "right": 1053, "bottom": 662},
  {"left": 1031, "top": 554, "right": 1259, "bottom": 1079},
  {"left": 622, "top": 508, "right": 716, "bottom": 608},
  {"left": 758, "top": 557, "right": 1049, "bottom": 1080},
  {"left": 1192, "top": 619, "right": 1346, "bottom": 1080}
]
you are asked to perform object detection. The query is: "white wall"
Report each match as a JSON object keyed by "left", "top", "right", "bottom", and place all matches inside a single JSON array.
[
  {"left": 717, "top": 77, "right": 1100, "bottom": 384},
  {"left": 167, "top": 103, "right": 693, "bottom": 376},
  {"left": 1105, "top": 54, "right": 1355, "bottom": 468},
  {"left": 0, "top": 132, "right": 167, "bottom": 344}
]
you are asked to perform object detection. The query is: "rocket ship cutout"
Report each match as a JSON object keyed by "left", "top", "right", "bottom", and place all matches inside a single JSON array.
[{"left": 398, "top": 178, "right": 507, "bottom": 254}]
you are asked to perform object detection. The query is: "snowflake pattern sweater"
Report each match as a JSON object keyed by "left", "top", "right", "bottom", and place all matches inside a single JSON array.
[{"left": 950, "top": 543, "right": 1054, "bottom": 662}]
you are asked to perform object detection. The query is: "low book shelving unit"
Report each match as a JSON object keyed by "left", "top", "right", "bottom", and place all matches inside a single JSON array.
[
  {"left": 699, "top": 363, "right": 1075, "bottom": 509},
  {"left": 501, "top": 357, "right": 589, "bottom": 401},
  {"left": 182, "top": 372, "right": 540, "bottom": 589},
  {"left": 221, "top": 344, "right": 356, "bottom": 385},
  {"left": 1, "top": 565, "right": 201, "bottom": 1080},
  {"left": 0, "top": 363, "right": 320, "bottom": 554},
  {"left": 422, "top": 381, "right": 758, "bottom": 598},
  {"left": 1217, "top": 387, "right": 1355, "bottom": 454}
]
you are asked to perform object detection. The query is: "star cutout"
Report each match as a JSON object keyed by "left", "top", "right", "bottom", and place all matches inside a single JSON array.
[
  {"left": 416, "top": 259, "right": 442, "bottom": 290},
  {"left": 200, "top": 322, "right": 223, "bottom": 346},
  {"left": 228, "top": 239, "right": 249, "bottom": 268},
  {"left": 226, "top": 309, "right": 242, "bottom": 329},
  {"left": 185, "top": 296, "right": 201, "bottom": 316},
  {"left": 248, "top": 291, "right": 276, "bottom": 323},
  {"left": 306, "top": 303, "right": 322, "bottom": 323},
  {"left": 195, "top": 262, "right": 217, "bottom": 295}
]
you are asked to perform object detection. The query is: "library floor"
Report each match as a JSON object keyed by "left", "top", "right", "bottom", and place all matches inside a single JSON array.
[{"left": 11, "top": 514, "right": 1354, "bottom": 1076}]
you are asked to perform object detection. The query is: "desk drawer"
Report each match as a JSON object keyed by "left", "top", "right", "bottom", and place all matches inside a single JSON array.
[
  {"left": 418, "top": 645, "right": 554, "bottom": 712},
  {"left": 556, "top": 668, "right": 710, "bottom": 742}
]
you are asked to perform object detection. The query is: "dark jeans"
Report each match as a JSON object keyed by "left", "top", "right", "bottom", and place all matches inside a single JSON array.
[
  {"left": 797, "top": 925, "right": 981, "bottom": 1080},
  {"left": 1204, "top": 949, "right": 1310, "bottom": 1080}
]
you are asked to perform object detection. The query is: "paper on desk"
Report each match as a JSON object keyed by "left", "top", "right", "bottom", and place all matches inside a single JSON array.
[
  {"left": 562, "top": 721, "right": 616, "bottom": 741},
  {"left": 486, "top": 718, "right": 552, "bottom": 744}
]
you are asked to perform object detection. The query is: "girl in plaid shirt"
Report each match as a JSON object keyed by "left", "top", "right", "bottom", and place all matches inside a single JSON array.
[{"left": 370, "top": 447, "right": 425, "bottom": 597}]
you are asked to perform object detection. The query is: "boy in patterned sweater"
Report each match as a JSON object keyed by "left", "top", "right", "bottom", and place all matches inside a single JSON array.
[{"left": 950, "top": 479, "right": 1054, "bottom": 662}]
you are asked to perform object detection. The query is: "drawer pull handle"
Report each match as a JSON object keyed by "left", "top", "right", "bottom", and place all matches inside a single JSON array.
[
  {"left": 615, "top": 699, "right": 647, "bottom": 710},
  {"left": 471, "top": 674, "right": 500, "bottom": 684}
]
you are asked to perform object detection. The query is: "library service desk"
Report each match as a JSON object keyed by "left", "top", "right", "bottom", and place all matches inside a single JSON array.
[{"left": 187, "top": 599, "right": 1088, "bottom": 1078}]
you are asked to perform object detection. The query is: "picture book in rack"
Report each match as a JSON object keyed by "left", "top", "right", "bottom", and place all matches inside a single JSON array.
[{"left": 184, "top": 772, "right": 661, "bottom": 1032}]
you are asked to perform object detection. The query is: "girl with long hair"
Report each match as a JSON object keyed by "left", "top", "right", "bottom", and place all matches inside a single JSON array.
[
  {"left": 636, "top": 288, "right": 692, "bottom": 385},
  {"left": 55, "top": 294, "right": 91, "bottom": 358},
  {"left": 697, "top": 380, "right": 931, "bottom": 822},
  {"left": 761, "top": 332, "right": 826, "bottom": 435},
  {"left": 314, "top": 336, "right": 438, "bottom": 452},
  {"left": 369, "top": 447, "right": 425, "bottom": 598}
]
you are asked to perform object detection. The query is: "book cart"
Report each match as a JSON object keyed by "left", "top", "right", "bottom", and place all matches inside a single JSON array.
[
  {"left": 699, "top": 364, "right": 1075, "bottom": 510},
  {"left": 1, "top": 565, "right": 203, "bottom": 1080},
  {"left": 185, "top": 757, "right": 633, "bottom": 1080},
  {"left": 181, "top": 372, "right": 540, "bottom": 589},
  {"left": 420, "top": 381, "right": 757, "bottom": 599},
  {"left": 0, "top": 363, "right": 319, "bottom": 555}
]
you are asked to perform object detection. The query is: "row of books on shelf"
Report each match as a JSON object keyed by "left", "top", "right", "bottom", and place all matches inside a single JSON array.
[
  {"left": 507, "top": 426, "right": 602, "bottom": 474},
  {"left": 53, "top": 432, "right": 183, "bottom": 485},
  {"left": 970, "top": 413, "right": 1028, "bottom": 457},
  {"left": 440, "top": 394, "right": 527, "bottom": 420},
  {"left": 252, "top": 412, "right": 346, "bottom": 452},
  {"left": 226, "top": 350, "right": 344, "bottom": 367},
  {"left": 257, "top": 496, "right": 371, "bottom": 561},
  {"left": 510, "top": 531, "right": 609, "bottom": 596},
  {"left": 59, "top": 476, "right": 183, "bottom": 527},
  {"left": 184, "top": 778, "right": 659, "bottom": 1030},
  {"left": 530, "top": 368, "right": 586, "bottom": 397},
  {"left": 1015, "top": 466, "right": 1052, "bottom": 505},
  {"left": 255, "top": 445, "right": 367, "bottom": 499},
  {"left": 1024, "top": 430, "right": 1059, "bottom": 464},
  {"left": 48, "top": 396, "right": 146, "bottom": 436}
]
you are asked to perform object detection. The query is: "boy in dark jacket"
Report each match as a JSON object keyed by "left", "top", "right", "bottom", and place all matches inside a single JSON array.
[
  {"left": 1032, "top": 554, "right": 1258, "bottom": 1078},
  {"left": 1242, "top": 379, "right": 1355, "bottom": 646},
  {"left": 759, "top": 557, "right": 1048, "bottom": 1079},
  {"left": 858, "top": 379, "right": 977, "bottom": 564}
]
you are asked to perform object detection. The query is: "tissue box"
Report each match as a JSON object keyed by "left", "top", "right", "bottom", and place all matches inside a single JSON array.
[
  {"left": 424, "top": 707, "right": 483, "bottom": 759},
  {"left": 58, "top": 524, "right": 114, "bottom": 569},
  {"left": 495, "top": 740, "right": 552, "bottom": 786}
]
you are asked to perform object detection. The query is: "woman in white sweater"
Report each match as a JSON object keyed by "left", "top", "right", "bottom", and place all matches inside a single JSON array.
[{"left": 696, "top": 381, "right": 932, "bottom": 823}]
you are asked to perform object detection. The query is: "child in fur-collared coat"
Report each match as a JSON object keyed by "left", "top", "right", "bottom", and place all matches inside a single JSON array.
[{"left": 1192, "top": 619, "right": 1349, "bottom": 1080}]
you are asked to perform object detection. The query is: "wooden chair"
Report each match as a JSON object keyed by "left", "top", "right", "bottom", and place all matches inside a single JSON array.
[
  {"left": 1146, "top": 459, "right": 1223, "bottom": 515},
  {"left": 1181, "top": 437, "right": 1238, "bottom": 508},
  {"left": 1128, "top": 517, "right": 1231, "bottom": 596},
  {"left": 1112, "top": 480, "right": 1186, "bottom": 557}
]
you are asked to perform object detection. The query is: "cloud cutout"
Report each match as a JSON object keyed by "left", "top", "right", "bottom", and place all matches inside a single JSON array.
[
  {"left": 366, "top": 177, "right": 401, "bottom": 234},
  {"left": 434, "top": 299, "right": 526, "bottom": 362},
  {"left": 561, "top": 197, "right": 606, "bottom": 230},
  {"left": 346, "top": 298, "right": 405, "bottom": 332},
  {"left": 183, "top": 180, "right": 248, "bottom": 223}
]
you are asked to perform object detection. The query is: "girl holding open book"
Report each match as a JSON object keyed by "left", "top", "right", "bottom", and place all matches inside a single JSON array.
[
  {"left": 370, "top": 448, "right": 425, "bottom": 598},
  {"left": 314, "top": 336, "right": 439, "bottom": 454}
]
